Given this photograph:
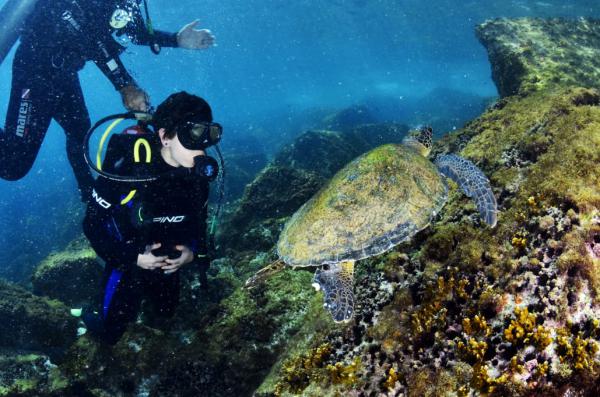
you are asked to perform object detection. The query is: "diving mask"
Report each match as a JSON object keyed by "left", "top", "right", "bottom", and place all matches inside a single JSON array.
[{"left": 177, "top": 121, "right": 223, "bottom": 150}]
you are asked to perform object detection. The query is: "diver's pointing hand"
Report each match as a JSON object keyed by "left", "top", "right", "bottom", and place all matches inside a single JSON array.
[
  {"left": 177, "top": 20, "right": 216, "bottom": 50},
  {"left": 137, "top": 243, "right": 167, "bottom": 270}
]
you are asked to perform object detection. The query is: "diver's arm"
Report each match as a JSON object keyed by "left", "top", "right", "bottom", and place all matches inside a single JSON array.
[
  {"left": 122, "top": 6, "right": 178, "bottom": 48},
  {"left": 90, "top": 42, "right": 137, "bottom": 91},
  {"left": 83, "top": 197, "right": 141, "bottom": 271},
  {"left": 91, "top": 52, "right": 148, "bottom": 110},
  {"left": 123, "top": 8, "right": 215, "bottom": 50}
]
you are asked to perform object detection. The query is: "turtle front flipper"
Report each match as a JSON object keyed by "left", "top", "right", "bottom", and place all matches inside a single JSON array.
[
  {"left": 313, "top": 261, "right": 355, "bottom": 323},
  {"left": 435, "top": 154, "right": 498, "bottom": 227}
]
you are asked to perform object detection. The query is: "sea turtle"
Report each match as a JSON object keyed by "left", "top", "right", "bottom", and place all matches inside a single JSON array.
[{"left": 246, "top": 126, "right": 497, "bottom": 323}]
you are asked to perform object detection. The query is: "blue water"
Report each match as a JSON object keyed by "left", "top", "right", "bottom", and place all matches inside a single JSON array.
[{"left": 0, "top": 0, "right": 598, "bottom": 282}]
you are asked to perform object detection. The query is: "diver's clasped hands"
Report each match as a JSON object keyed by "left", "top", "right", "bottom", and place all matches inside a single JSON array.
[
  {"left": 177, "top": 20, "right": 216, "bottom": 49},
  {"left": 162, "top": 245, "right": 194, "bottom": 274},
  {"left": 137, "top": 243, "right": 194, "bottom": 274}
]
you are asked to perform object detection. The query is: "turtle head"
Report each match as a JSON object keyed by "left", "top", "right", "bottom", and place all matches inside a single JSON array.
[{"left": 402, "top": 126, "right": 433, "bottom": 157}]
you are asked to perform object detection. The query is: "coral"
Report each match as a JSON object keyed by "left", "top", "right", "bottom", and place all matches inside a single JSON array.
[
  {"left": 503, "top": 307, "right": 537, "bottom": 346},
  {"left": 326, "top": 357, "right": 361, "bottom": 386},
  {"left": 276, "top": 343, "right": 333, "bottom": 395},
  {"left": 383, "top": 367, "right": 399, "bottom": 391},
  {"left": 555, "top": 328, "right": 599, "bottom": 372}
]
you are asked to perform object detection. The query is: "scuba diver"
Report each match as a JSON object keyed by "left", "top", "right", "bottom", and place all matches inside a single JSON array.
[
  {"left": 77, "top": 91, "right": 222, "bottom": 344},
  {"left": 0, "top": 0, "right": 216, "bottom": 201}
]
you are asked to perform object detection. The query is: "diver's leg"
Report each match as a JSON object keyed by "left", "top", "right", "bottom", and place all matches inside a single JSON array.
[
  {"left": 83, "top": 265, "right": 142, "bottom": 344},
  {"left": 145, "top": 272, "right": 180, "bottom": 328},
  {"left": 53, "top": 72, "right": 94, "bottom": 200},
  {"left": 0, "top": 46, "right": 53, "bottom": 180}
]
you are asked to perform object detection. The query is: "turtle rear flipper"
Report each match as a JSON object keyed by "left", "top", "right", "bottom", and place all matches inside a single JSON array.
[
  {"left": 313, "top": 261, "right": 355, "bottom": 322},
  {"left": 244, "top": 260, "right": 286, "bottom": 289},
  {"left": 435, "top": 154, "right": 497, "bottom": 227}
]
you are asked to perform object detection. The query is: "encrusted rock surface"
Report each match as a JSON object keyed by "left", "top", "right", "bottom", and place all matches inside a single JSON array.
[
  {"left": 31, "top": 238, "right": 102, "bottom": 307},
  {"left": 0, "top": 280, "right": 77, "bottom": 361},
  {"left": 477, "top": 18, "right": 600, "bottom": 97}
]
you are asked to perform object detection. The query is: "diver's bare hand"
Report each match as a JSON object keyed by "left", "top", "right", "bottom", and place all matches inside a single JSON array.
[
  {"left": 120, "top": 85, "right": 150, "bottom": 111},
  {"left": 162, "top": 245, "right": 194, "bottom": 274},
  {"left": 177, "top": 20, "right": 216, "bottom": 49},
  {"left": 137, "top": 243, "right": 167, "bottom": 270}
]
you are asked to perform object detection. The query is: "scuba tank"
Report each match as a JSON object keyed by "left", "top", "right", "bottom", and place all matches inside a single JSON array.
[{"left": 0, "top": 0, "right": 40, "bottom": 66}]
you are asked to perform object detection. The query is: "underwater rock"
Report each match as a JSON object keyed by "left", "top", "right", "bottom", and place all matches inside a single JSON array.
[
  {"left": 0, "top": 279, "right": 77, "bottom": 360},
  {"left": 31, "top": 238, "right": 102, "bottom": 307},
  {"left": 57, "top": 265, "right": 317, "bottom": 397},
  {"left": 220, "top": 151, "right": 268, "bottom": 201},
  {"left": 477, "top": 18, "right": 600, "bottom": 97},
  {"left": 0, "top": 353, "right": 71, "bottom": 396},
  {"left": 319, "top": 105, "right": 377, "bottom": 131},
  {"left": 219, "top": 165, "right": 325, "bottom": 252},
  {"left": 148, "top": 269, "right": 317, "bottom": 397}
]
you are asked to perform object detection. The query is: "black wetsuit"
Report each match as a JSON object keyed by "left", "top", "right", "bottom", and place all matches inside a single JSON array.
[
  {"left": 0, "top": 0, "right": 178, "bottom": 197},
  {"left": 82, "top": 133, "right": 209, "bottom": 344}
]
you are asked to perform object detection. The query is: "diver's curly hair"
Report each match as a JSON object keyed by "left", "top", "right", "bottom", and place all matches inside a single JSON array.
[{"left": 152, "top": 91, "right": 213, "bottom": 138}]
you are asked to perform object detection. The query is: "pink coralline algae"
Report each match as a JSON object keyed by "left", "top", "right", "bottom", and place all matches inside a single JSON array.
[
  {"left": 586, "top": 240, "right": 600, "bottom": 260},
  {"left": 585, "top": 228, "right": 600, "bottom": 260}
]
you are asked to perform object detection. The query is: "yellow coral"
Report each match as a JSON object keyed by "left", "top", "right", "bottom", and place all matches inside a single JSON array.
[
  {"left": 556, "top": 328, "right": 599, "bottom": 372},
  {"left": 472, "top": 363, "right": 508, "bottom": 394},
  {"left": 509, "top": 356, "right": 525, "bottom": 374},
  {"left": 531, "top": 325, "right": 552, "bottom": 350},
  {"left": 463, "top": 314, "right": 490, "bottom": 337},
  {"left": 536, "top": 361, "right": 549, "bottom": 377},
  {"left": 275, "top": 343, "right": 333, "bottom": 395},
  {"left": 511, "top": 234, "right": 528, "bottom": 250},
  {"left": 458, "top": 338, "right": 488, "bottom": 362},
  {"left": 456, "top": 279, "right": 470, "bottom": 300},
  {"left": 326, "top": 357, "right": 360, "bottom": 386},
  {"left": 383, "top": 367, "right": 398, "bottom": 391},
  {"left": 504, "top": 307, "right": 536, "bottom": 345}
]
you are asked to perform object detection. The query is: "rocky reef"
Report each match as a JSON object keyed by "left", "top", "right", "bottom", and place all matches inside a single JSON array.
[
  {"left": 2, "top": 16, "right": 600, "bottom": 397},
  {"left": 0, "top": 279, "right": 77, "bottom": 360},
  {"left": 31, "top": 238, "right": 102, "bottom": 307},
  {"left": 477, "top": 18, "right": 600, "bottom": 97}
]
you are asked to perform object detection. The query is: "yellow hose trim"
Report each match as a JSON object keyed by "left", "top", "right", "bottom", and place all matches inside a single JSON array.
[
  {"left": 133, "top": 138, "right": 152, "bottom": 163},
  {"left": 96, "top": 118, "right": 125, "bottom": 170},
  {"left": 120, "top": 190, "right": 137, "bottom": 205},
  {"left": 121, "top": 138, "right": 152, "bottom": 206}
]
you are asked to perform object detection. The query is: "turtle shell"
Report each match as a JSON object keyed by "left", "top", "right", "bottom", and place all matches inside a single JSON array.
[{"left": 277, "top": 144, "right": 448, "bottom": 267}]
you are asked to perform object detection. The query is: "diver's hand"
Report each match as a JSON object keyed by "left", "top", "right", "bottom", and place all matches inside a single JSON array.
[
  {"left": 137, "top": 243, "right": 168, "bottom": 270},
  {"left": 162, "top": 245, "right": 194, "bottom": 274},
  {"left": 119, "top": 85, "right": 150, "bottom": 111},
  {"left": 177, "top": 20, "right": 216, "bottom": 49}
]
